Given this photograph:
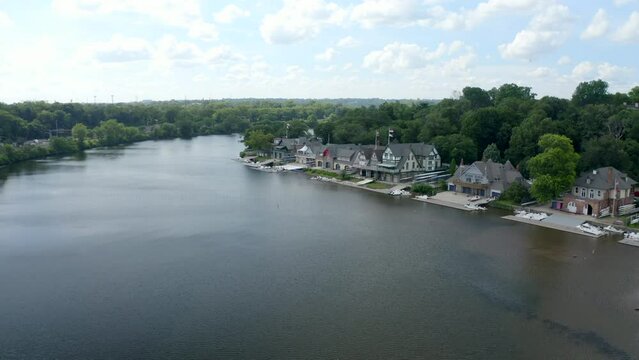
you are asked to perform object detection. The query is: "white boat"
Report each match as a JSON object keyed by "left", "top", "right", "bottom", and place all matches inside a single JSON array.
[
  {"left": 514, "top": 210, "right": 548, "bottom": 221},
  {"left": 577, "top": 223, "right": 604, "bottom": 236},
  {"left": 389, "top": 189, "right": 411, "bottom": 196},
  {"left": 415, "top": 195, "right": 429, "bottom": 200},
  {"left": 624, "top": 232, "right": 639, "bottom": 240},
  {"left": 465, "top": 203, "right": 487, "bottom": 211},
  {"left": 604, "top": 225, "right": 624, "bottom": 234},
  {"left": 469, "top": 195, "right": 481, "bottom": 202}
]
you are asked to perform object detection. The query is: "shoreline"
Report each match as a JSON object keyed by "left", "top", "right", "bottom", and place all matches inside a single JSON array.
[{"left": 290, "top": 169, "right": 633, "bottom": 240}]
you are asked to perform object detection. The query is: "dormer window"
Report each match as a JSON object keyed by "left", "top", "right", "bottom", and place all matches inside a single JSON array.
[{"left": 586, "top": 178, "right": 591, "bottom": 185}]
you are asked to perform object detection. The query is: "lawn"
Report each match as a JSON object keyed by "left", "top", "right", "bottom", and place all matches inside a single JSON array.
[{"left": 366, "top": 182, "right": 392, "bottom": 190}]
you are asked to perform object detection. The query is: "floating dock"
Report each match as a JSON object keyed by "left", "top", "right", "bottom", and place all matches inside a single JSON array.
[{"left": 502, "top": 215, "right": 604, "bottom": 238}]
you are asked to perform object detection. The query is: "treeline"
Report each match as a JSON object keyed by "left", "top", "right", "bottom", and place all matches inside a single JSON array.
[
  {"left": 0, "top": 99, "right": 346, "bottom": 166},
  {"left": 248, "top": 80, "right": 639, "bottom": 180},
  {"left": 0, "top": 99, "right": 344, "bottom": 144},
  {"left": 2, "top": 81, "right": 639, "bottom": 180}
]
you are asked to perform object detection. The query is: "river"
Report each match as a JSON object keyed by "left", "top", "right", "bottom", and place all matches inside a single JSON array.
[{"left": 0, "top": 135, "right": 637, "bottom": 359}]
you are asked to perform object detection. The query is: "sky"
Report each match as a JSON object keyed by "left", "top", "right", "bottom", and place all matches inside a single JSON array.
[{"left": 0, "top": 0, "right": 637, "bottom": 103}]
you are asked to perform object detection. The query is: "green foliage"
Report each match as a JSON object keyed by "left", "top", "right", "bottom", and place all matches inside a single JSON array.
[
  {"left": 462, "top": 87, "right": 492, "bottom": 109},
  {"left": 580, "top": 135, "right": 631, "bottom": 172},
  {"left": 244, "top": 130, "right": 274, "bottom": 152},
  {"left": 411, "top": 183, "right": 436, "bottom": 195},
  {"left": 500, "top": 182, "right": 531, "bottom": 203},
  {"left": 482, "top": 143, "right": 501, "bottom": 162},
  {"left": 49, "top": 137, "right": 78, "bottom": 155},
  {"left": 71, "top": 123, "right": 88, "bottom": 149},
  {"left": 528, "top": 134, "right": 579, "bottom": 202},
  {"left": 449, "top": 158, "right": 457, "bottom": 176},
  {"left": 572, "top": 80, "right": 609, "bottom": 106},
  {"left": 304, "top": 168, "right": 340, "bottom": 179},
  {"left": 432, "top": 134, "right": 477, "bottom": 164},
  {"left": 366, "top": 182, "right": 391, "bottom": 189}
]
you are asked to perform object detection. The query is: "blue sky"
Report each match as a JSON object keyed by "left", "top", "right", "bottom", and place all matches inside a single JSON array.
[{"left": 0, "top": 0, "right": 637, "bottom": 103}]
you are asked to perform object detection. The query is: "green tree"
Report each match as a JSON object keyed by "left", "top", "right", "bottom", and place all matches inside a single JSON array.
[
  {"left": 527, "top": 134, "right": 580, "bottom": 202},
  {"left": 462, "top": 87, "right": 492, "bottom": 109},
  {"left": 500, "top": 182, "right": 531, "bottom": 203},
  {"left": 432, "top": 134, "right": 477, "bottom": 164},
  {"left": 244, "top": 130, "right": 274, "bottom": 152},
  {"left": 49, "top": 136, "right": 78, "bottom": 155},
  {"left": 71, "top": 123, "right": 88, "bottom": 149},
  {"left": 449, "top": 158, "right": 457, "bottom": 176},
  {"left": 489, "top": 83, "right": 536, "bottom": 104},
  {"left": 482, "top": 143, "right": 501, "bottom": 162},
  {"left": 629, "top": 86, "right": 639, "bottom": 103},
  {"left": 580, "top": 135, "right": 631, "bottom": 172},
  {"left": 572, "top": 79, "right": 609, "bottom": 106}
]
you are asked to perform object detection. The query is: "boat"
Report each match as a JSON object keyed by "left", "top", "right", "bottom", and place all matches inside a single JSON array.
[
  {"left": 604, "top": 225, "right": 624, "bottom": 234},
  {"left": 469, "top": 195, "right": 481, "bottom": 202},
  {"left": 514, "top": 210, "right": 548, "bottom": 221},
  {"left": 624, "top": 232, "right": 639, "bottom": 240},
  {"left": 389, "top": 189, "right": 411, "bottom": 196},
  {"left": 576, "top": 223, "right": 604, "bottom": 236},
  {"left": 465, "top": 203, "right": 487, "bottom": 211},
  {"left": 415, "top": 195, "right": 429, "bottom": 200}
]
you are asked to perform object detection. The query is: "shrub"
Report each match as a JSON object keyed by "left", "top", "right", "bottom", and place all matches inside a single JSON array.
[{"left": 412, "top": 183, "right": 436, "bottom": 195}]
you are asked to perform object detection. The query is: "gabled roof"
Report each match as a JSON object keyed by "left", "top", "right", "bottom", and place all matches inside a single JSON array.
[
  {"left": 387, "top": 143, "right": 435, "bottom": 157},
  {"left": 450, "top": 159, "right": 524, "bottom": 191},
  {"left": 574, "top": 167, "right": 637, "bottom": 190}
]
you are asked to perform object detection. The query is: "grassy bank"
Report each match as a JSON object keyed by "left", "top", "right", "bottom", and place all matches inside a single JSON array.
[
  {"left": 366, "top": 182, "right": 392, "bottom": 190},
  {"left": 489, "top": 199, "right": 518, "bottom": 211}
]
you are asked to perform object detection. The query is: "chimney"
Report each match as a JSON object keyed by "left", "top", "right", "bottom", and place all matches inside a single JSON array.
[
  {"left": 608, "top": 167, "right": 613, "bottom": 185},
  {"left": 592, "top": 169, "right": 597, "bottom": 175}
]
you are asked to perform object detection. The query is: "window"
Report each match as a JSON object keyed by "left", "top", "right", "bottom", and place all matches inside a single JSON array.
[
  {"left": 589, "top": 190, "right": 594, "bottom": 199},
  {"left": 581, "top": 188, "right": 586, "bottom": 197},
  {"left": 597, "top": 190, "right": 601, "bottom": 197},
  {"left": 574, "top": 187, "right": 578, "bottom": 194}
]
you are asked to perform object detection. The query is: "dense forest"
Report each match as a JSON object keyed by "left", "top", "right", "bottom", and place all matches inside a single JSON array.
[{"left": 1, "top": 80, "right": 638, "bottom": 183}]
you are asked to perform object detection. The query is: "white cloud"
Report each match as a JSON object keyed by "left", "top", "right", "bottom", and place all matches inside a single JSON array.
[
  {"left": 612, "top": 11, "right": 639, "bottom": 43},
  {"left": 569, "top": 61, "right": 633, "bottom": 82},
  {"left": 214, "top": 4, "right": 250, "bottom": 24},
  {"left": 315, "top": 47, "right": 336, "bottom": 61},
  {"left": 0, "top": 11, "right": 13, "bottom": 27},
  {"left": 260, "top": 0, "right": 347, "bottom": 44},
  {"left": 77, "top": 34, "right": 152, "bottom": 64},
  {"left": 581, "top": 9, "right": 609, "bottom": 39},
  {"left": 528, "top": 67, "right": 554, "bottom": 78},
  {"left": 192, "top": 74, "right": 208, "bottom": 82},
  {"left": 571, "top": 61, "right": 595, "bottom": 79},
  {"left": 557, "top": 55, "right": 571, "bottom": 65},
  {"left": 52, "top": 0, "right": 218, "bottom": 42},
  {"left": 423, "top": 0, "right": 549, "bottom": 31},
  {"left": 498, "top": 4, "right": 572, "bottom": 60},
  {"left": 363, "top": 42, "right": 471, "bottom": 73},
  {"left": 351, "top": 0, "right": 425, "bottom": 28},
  {"left": 614, "top": 0, "right": 636, "bottom": 6},
  {"left": 596, "top": 62, "right": 634, "bottom": 81},
  {"left": 336, "top": 36, "right": 357, "bottom": 48},
  {"left": 187, "top": 21, "right": 219, "bottom": 42}
]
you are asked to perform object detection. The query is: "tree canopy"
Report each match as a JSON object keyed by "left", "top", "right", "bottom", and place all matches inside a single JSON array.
[{"left": 527, "top": 134, "right": 580, "bottom": 202}]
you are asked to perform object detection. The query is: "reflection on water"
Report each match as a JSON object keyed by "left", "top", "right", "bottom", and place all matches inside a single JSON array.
[{"left": 0, "top": 136, "right": 637, "bottom": 359}]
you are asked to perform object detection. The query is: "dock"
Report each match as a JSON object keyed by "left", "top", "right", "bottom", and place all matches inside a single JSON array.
[
  {"left": 411, "top": 191, "right": 485, "bottom": 211},
  {"left": 502, "top": 215, "right": 603, "bottom": 238}
]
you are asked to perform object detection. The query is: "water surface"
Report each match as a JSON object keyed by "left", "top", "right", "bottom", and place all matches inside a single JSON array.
[{"left": 1, "top": 136, "right": 638, "bottom": 359}]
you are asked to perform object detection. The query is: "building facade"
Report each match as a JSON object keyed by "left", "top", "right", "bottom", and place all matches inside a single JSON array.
[
  {"left": 447, "top": 160, "right": 525, "bottom": 198},
  {"left": 560, "top": 167, "right": 636, "bottom": 217}
]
